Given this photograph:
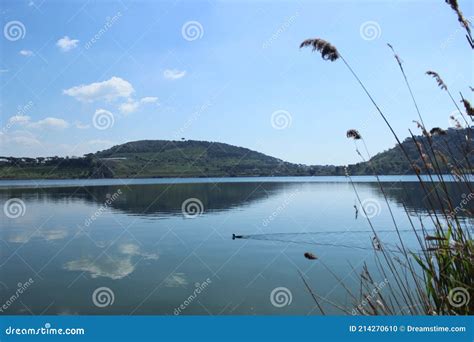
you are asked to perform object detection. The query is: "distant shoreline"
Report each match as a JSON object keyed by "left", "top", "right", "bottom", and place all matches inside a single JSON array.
[
  {"left": 1, "top": 129, "right": 471, "bottom": 181},
  {"left": 0, "top": 175, "right": 467, "bottom": 189}
]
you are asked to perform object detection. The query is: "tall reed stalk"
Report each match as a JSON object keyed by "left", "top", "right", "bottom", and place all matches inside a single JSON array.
[{"left": 299, "top": 14, "right": 473, "bottom": 315}]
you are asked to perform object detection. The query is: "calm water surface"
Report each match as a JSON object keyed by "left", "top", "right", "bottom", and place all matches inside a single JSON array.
[{"left": 0, "top": 176, "right": 472, "bottom": 315}]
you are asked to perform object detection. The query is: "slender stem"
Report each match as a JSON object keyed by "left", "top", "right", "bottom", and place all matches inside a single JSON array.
[{"left": 297, "top": 270, "right": 326, "bottom": 314}]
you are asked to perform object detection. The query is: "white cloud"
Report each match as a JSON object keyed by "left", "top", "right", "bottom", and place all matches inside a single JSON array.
[
  {"left": 64, "top": 243, "right": 158, "bottom": 280},
  {"left": 119, "top": 97, "right": 159, "bottom": 114},
  {"left": 63, "top": 76, "right": 134, "bottom": 102},
  {"left": 57, "top": 139, "right": 115, "bottom": 156},
  {"left": 8, "top": 115, "right": 31, "bottom": 125},
  {"left": 140, "top": 96, "right": 158, "bottom": 103},
  {"left": 0, "top": 130, "right": 41, "bottom": 152},
  {"left": 0, "top": 130, "right": 114, "bottom": 157},
  {"left": 0, "top": 69, "right": 9, "bottom": 73},
  {"left": 8, "top": 228, "right": 68, "bottom": 244},
  {"left": 56, "top": 36, "right": 79, "bottom": 52},
  {"left": 7, "top": 115, "right": 69, "bottom": 130},
  {"left": 163, "top": 69, "right": 186, "bottom": 80},
  {"left": 28, "top": 117, "right": 70, "bottom": 130},
  {"left": 64, "top": 256, "right": 135, "bottom": 280},
  {"left": 74, "top": 120, "right": 90, "bottom": 129},
  {"left": 119, "top": 99, "right": 140, "bottom": 114},
  {"left": 164, "top": 273, "right": 188, "bottom": 287},
  {"left": 19, "top": 49, "right": 34, "bottom": 56}
]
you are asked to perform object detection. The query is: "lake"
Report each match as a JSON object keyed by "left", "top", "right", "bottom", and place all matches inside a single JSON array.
[{"left": 0, "top": 176, "right": 472, "bottom": 315}]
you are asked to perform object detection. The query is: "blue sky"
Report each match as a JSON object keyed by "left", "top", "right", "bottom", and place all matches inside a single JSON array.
[{"left": 0, "top": 0, "right": 472, "bottom": 165}]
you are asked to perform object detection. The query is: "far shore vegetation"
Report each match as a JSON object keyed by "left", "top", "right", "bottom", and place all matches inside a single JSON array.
[{"left": 1, "top": 127, "right": 472, "bottom": 180}]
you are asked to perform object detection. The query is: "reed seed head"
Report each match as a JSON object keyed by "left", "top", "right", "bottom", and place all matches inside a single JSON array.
[
  {"left": 300, "top": 38, "right": 340, "bottom": 61},
  {"left": 387, "top": 43, "right": 403, "bottom": 67},
  {"left": 449, "top": 115, "right": 462, "bottom": 128},
  {"left": 461, "top": 98, "right": 474, "bottom": 116},
  {"left": 346, "top": 129, "right": 362, "bottom": 140},
  {"left": 426, "top": 71, "right": 448, "bottom": 91},
  {"left": 445, "top": 0, "right": 472, "bottom": 35},
  {"left": 435, "top": 151, "right": 449, "bottom": 165},
  {"left": 413, "top": 120, "right": 429, "bottom": 136}
]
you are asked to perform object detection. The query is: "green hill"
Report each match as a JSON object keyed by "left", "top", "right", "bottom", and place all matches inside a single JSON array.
[
  {"left": 0, "top": 128, "right": 471, "bottom": 179},
  {"left": 0, "top": 140, "right": 314, "bottom": 179},
  {"left": 93, "top": 140, "right": 311, "bottom": 178},
  {"left": 345, "top": 127, "right": 473, "bottom": 175}
]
